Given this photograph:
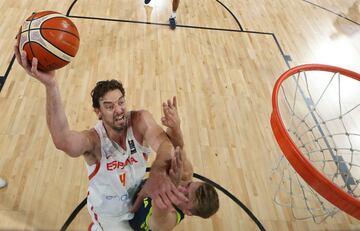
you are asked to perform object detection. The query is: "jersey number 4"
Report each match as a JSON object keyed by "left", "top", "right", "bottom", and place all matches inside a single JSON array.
[{"left": 119, "top": 173, "right": 126, "bottom": 186}]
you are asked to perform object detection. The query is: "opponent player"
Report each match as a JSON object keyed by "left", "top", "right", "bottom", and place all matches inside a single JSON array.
[{"left": 129, "top": 97, "right": 219, "bottom": 230}]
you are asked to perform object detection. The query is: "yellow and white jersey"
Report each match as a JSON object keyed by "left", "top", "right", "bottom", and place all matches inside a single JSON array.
[{"left": 86, "top": 112, "right": 151, "bottom": 230}]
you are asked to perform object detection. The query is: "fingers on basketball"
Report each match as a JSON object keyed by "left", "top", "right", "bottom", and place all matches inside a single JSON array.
[
  {"left": 17, "top": 11, "right": 80, "bottom": 72},
  {"left": 31, "top": 58, "right": 39, "bottom": 74},
  {"left": 20, "top": 50, "right": 29, "bottom": 68}
]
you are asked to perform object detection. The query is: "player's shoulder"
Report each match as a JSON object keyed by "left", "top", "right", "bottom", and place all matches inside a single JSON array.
[
  {"left": 82, "top": 128, "right": 99, "bottom": 142},
  {"left": 131, "top": 110, "right": 155, "bottom": 126},
  {"left": 132, "top": 110, "right": 152, "bottom": 119},
  {"left": 130, "top": 110, "right": 158, "bottom": 145}
]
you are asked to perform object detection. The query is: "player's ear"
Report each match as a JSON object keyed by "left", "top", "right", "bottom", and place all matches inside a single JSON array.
[{"left": 94, "top": 108, "right": 102, "bottom": 120}]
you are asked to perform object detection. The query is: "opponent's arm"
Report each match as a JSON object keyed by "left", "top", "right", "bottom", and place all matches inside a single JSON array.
[
  {"left": 131, "top": 110, "right": 187, "bottom": 212},
  {"left": 161, "top": 97, "right": 184, "bottom": 148},
  {"left": 148, "top": 147, "right": 183, "bottom": 231},
  {"left": 162, "top": 97, "right": 193, "bottom": 182}
]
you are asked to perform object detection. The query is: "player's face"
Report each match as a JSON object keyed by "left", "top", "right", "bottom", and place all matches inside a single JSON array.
[
  {"left": 183, "top": 181, "right": 202, "bottom": 212},
  {"left": 98, "top": 89, "right": 127, "bottom": 131}
]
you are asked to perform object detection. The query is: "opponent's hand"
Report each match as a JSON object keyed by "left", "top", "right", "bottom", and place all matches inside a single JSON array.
[
  {"left": 130, "top": 169, "right": 188, "bottom": 212},
  {"left": 14, "top": 45, "right": 56, "bottom": 86},
  {"left": 161, "top": 96, "right": 180, "bottom": 130},
  {"left": 169, "top": 146, "right": 183, "bottom": 186}
]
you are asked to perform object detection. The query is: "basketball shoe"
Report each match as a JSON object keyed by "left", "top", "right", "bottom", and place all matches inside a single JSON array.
[{"left": 169, "top": 17, "right": 176, "bottom": 30}]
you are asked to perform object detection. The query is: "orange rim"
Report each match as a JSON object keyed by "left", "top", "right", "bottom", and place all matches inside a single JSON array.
[{"left": 271, "top": 64, "right": 360, "bottom": 220}]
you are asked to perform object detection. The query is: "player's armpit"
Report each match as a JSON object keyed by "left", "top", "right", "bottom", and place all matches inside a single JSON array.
[{"left": 55, "top": 129, "right": 96, "bottom": 158}]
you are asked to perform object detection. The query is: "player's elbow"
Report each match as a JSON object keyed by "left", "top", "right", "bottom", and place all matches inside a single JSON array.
[
  {"left": 53, "top": 138, "right": 80, "bottom": 158},
  {"left": 53, "top": 137, "right": 67, "bottom": 151},
  {"left": 53, "top": 141, "right": 72, "bottom": 157}
]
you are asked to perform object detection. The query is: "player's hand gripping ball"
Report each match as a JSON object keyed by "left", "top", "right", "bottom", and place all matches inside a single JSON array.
[{"left": 17, "top": 11, "right": 80, "bottom": 72}]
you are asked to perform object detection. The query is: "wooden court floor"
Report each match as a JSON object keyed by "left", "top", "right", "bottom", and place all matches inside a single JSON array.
[{"left": 0, "top": 0, "right": 359, "bottom": 230}]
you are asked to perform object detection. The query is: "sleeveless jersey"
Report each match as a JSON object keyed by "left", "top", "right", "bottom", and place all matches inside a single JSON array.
[{"left": 86, "top": 112, "right": 151, "bottom": 229}]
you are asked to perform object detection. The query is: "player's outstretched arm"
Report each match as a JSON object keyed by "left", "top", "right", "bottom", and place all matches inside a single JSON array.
[{"left": 14, "top": 45, "right": 94, "bottom": 158}]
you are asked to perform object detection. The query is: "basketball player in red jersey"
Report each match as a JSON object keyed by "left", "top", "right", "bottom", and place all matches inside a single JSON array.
[
  {"left": 14, "top": 46, "right": 187, "bottom": 230},
  {"left": 145, "top": 0, "right": 180, "bottom": 30}
]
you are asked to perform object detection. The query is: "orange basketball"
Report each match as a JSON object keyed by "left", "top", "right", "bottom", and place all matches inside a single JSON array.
[{"left": 17, "top": 11, "right": 80, "bottom": 72}]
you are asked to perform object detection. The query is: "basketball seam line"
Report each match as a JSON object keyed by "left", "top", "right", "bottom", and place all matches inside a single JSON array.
[
  {"left": 22, "top": 12, "right": 78, "bottom": 68},
  {"left": 20, "top": 28, "right": 78, "bottom": 58},
  {"left": 20, "top": 28, "right": 80, "bottom": 40},
  {"left": 21, "top": 13, "right": 77, "bottom": 66},
  {"left": 39, "top": 29, "right": 76, "bottom": 58},
  {"left": 23, "top": 40, "right": 71, "bottom": 63},
  {"left": 41, "top": 16, "right": 80, "bottom": 39},
  {"left": 19, "top": 32, "right": 77, "bottom": 59},
  {"left": 28, "top": 13, "right": 37, "bottom": 68}
]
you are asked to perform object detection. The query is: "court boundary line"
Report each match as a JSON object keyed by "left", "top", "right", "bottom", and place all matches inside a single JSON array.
[
  {"left": 0, "top": 55, "right": 15, "bottom": 92},
  {"left": 216, "top": 0, "right": 243, "bottom": 31},
  {"left": 66, "top": 15, "right": 291, "bottom": 69},
  {"left": 302, "top": 0, "right": 360, "bottom": 26},
  {"left": 0, "top": 0, "right": 290, "bottom": 93},
  {"left": 2, "top": 0, "right": 358, "bottom": 92}
]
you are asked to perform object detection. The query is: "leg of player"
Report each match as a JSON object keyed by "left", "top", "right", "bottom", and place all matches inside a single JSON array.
[{"left": 169, "top": 0, "right": 180, "bottom": 30}]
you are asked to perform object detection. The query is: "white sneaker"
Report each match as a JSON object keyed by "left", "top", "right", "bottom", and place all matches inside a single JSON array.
[{"left": 0, "top": 177, "right": 7, "bottom": 188}]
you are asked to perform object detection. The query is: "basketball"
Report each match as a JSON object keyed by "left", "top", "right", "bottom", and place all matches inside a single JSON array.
[{"left": 17, "top": 11, "right": 80, "bottom": 72}]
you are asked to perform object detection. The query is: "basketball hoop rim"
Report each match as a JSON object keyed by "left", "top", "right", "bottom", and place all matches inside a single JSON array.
[{"left": 271, "top": 64, "right": 360, "bottom": 220}]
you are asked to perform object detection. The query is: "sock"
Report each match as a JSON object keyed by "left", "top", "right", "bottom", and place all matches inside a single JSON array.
[{"left": 171, "top": 11, "right": 176, "bottom": 18}]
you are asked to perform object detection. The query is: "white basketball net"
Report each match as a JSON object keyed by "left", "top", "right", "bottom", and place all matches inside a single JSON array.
[{"left": 270, "top": 68, "right": 360, "bottom": 223}]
